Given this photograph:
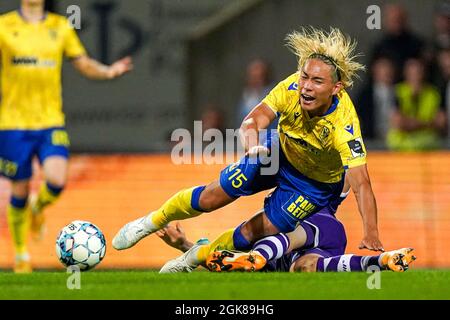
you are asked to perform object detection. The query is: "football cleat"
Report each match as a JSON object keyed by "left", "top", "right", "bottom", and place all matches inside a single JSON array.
[
  {"left": 159, "top": 244, "right": 200, "bottom": 273},
  {"left": 206, "top": 250, "right": 267, "bottom": 272},
  {"left": 112, "top": 216, "right": 152, "bottom": 250},
  {"left": 380, "top": 248, "right": 416, "bottom": 272},
  {"left": 14, "top": 260, "right": 32, "bottom": 274}
]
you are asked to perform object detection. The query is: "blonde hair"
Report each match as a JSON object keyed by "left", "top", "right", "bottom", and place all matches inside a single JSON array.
[{"left": 285, "top": 27, "right": 365, "bottom": 88}]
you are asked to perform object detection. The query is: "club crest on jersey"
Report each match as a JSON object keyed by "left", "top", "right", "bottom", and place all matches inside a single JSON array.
[
  {"left": 320, "top": 126, "right": 330, "bottom": 140},
  {"left": 288, "top": 82, "right": 298, "bottom": 91},
  {"left": 344, "top": 124, "right": 354, "bottom": 135},
  {"left": 49, "top": 29, "right": 58, "bottom": 40}
]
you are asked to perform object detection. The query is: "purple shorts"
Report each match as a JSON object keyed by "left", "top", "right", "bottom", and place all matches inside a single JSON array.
[{"left": 263, "top": 209, "right": 347, "bottom": 272}]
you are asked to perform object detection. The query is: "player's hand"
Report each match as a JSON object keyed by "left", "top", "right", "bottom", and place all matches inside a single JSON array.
[
  {"left": 155, "top": 222, "right": 187, "bottom": 251},
  {"left": 246, "top": 145, "right": 270, "bottom": 158},
  {"left": 108, "top": 56, "right": 133, "bottom": 79},
  {"left": 358, "top": 234, "right": 384, "bottom": 252}
]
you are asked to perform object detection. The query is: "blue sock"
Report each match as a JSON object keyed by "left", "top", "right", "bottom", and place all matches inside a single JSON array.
[
  {"left": 232, "top": 224, "right": 252, "bottom": 250},
  {"left": 46, "top": 181, "right": 64, "bottom": 196},
  {"left": 10, "top": 196, "right": 27, "bottom": 209},
  {"left": 190, "top": 185, "right": 206, "bottom": 212}
]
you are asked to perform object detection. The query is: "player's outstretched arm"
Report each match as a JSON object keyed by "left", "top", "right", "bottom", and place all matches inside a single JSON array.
[
  {"left": 156, "top": 222, "right": 194, "bottom": 253},
  {"left": 71, "top": 55, "right": 133, "bottom": 80},
  {"left": 346, "top": 164, "right": 384, "bottom": 252},
  {"left": 239, "top": 102, "right": 276, "bottom": 155}
]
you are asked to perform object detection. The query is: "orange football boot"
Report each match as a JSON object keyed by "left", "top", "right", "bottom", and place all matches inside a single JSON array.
[{"left": 207, "top": 250, "right": 267, "bottom": 272}]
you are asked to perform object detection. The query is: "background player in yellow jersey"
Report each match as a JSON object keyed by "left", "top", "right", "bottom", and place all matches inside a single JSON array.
[
  {"left": 0, "top": 0, "right": 132, "bottom": 273},
  {"left": 113, "top": 27, "right": 384, "bottom": 272}
]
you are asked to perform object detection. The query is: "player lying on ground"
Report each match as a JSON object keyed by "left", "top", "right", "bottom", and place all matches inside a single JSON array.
[
  {"left": 113, "top": 27, "right": 383, "bottom": 269},
  {"left": 157, "top": 221, "right": 416, "bottom": 273},
  {"left": 158, "top": 178, "right": 414, "bottom": 273}
]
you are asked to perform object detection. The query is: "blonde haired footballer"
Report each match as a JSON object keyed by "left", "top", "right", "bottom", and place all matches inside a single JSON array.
[
  {"left": 113, "top": 27, "right": 384, "bottom": 273},
  {"left": 0, "top": 0, "right": 132, "bottom": 273}
]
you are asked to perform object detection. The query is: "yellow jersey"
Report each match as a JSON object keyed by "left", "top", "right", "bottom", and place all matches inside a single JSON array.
[
  {"left": 0, "top": 11, "right": 86, "bottom": 130},
  {"left": 262, "top": 72, "right": 367, "bottom": 183}
]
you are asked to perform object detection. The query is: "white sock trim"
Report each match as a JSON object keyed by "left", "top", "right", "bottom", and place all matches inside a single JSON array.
[
  {"left": 337, "top": 254, "right": 353, "bottom": 272},
  {"left": 254, "top": 244, "right": 273, "bottom": 259}
]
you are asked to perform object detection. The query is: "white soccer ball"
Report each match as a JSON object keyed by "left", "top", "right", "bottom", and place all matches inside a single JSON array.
[{"left": 56, "top": 220, "right": 106, "bottom": 271}]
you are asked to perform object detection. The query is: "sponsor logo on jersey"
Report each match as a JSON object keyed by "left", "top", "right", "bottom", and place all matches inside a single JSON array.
[
  {"left": 347, "top": 138, "right": 365, "bottom": 158},
  {"left": 11, "top": 56, "right": 56, "bottom": 67},
  {"left": 12, "top": 56, "right": 38, "bottom": 65}
]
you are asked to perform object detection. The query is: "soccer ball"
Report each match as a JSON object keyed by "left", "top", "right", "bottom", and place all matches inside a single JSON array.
[{"left": 56, "top": 220, "right": 106, "bottom": 271}]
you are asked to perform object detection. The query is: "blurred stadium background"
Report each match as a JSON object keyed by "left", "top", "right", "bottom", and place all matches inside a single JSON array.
[{"left": 1, "top": 0, "right": 449, "bottom": 270}]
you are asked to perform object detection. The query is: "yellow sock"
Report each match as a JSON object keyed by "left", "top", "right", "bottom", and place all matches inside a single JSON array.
[
  {"left": 34, "top": 182, "right": 61, "bottom": 213},
  {"left": 150, "top": 187, "right": 203, "bottom": 228},
  {"left": 195, "top": 228, "right": 235, "bottom": 264},
  {"left": 7, "top": 204, "right": 30, "bottom": 255}
]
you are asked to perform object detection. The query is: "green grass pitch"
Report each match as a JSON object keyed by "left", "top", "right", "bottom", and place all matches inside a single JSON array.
[{"left": 1, "top": 269, "right": 449, "bottom": 300}]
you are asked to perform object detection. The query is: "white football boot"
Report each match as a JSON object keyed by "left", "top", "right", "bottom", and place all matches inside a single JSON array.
[
  {"left": 112, "top": 215, "right": 155, "bottom": 250},
  {"left": 159, "top": 244, "right": 200, "bottom": 273}
]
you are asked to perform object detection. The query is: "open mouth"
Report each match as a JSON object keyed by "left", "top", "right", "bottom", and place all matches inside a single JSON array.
[{"left": 301, "top": 93, "right": 316, "bottom": 103}]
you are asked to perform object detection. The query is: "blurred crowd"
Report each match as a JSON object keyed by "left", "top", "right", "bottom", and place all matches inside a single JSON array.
[
  {"left": 199, "top": 2, "right": 450, "bottom": 151},
  {"left": 355, "top": 2, "right": 449, "bottom": 151}
]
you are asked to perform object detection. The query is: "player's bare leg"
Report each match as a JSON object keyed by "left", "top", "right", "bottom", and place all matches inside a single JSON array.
[
  {"left": 112, "top": 181, "right": 235, "bottom": 250},
  {"left": 290, "top": 254, "right": 322, "bottom": 272},
  {"left": 30, "top": 156, "right": 68, "bottom": 241},
  {"left": 7, "top": 180, "right": 32, "bottom": 273}
]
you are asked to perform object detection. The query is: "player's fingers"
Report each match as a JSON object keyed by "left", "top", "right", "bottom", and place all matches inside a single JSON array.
[
  {"left": 369, "top": 240, "right": 384, "bottom": 252},
  {"left": 368, "top": 244, "right": 384, "bottom": 252},
  {"left": 124, "top": 62, "right": 134, "bottom": 71},
  {"left": 176, "top": 222, "right": 184, "bottom": 233},
  {"left": 118, "top": 56, "right": 132, "bottom": 64},
  {"left": 248, "top": 146, "right": 269, "bottom": 157},
  {"left": 360, "top": 240, "right": 377, "bottom": 251}
]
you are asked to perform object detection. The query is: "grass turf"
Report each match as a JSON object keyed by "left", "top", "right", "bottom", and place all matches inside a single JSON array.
[{"left": 0, "top": 269, "right": 449, "bottom": 300}]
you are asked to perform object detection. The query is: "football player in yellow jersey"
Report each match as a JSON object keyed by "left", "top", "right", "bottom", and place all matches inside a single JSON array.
[
  {"left": 0, "top": 0, "right": 132, "bottom": 273},
  {"left": 113, "top": 27, "right": 384, "bottom": 273}
]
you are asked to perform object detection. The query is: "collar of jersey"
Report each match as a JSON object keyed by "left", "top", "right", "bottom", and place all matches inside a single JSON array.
[
  {"left": 17, "top": 9, "right": 48, "bottom": 24},
  {"left": 322, "top": 95, "right": 339, "bottom": 116},
  {"left": 302, "top": 95, "right": 339, "bottom": 120}
]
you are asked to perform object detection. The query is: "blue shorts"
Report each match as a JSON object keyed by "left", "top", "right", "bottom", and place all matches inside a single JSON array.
[
  {"left": 219, "top": 134, "right": 344, "bottom": 232},
  {"left": 263, "top": 209, "right": 347, "bottom": 272},
  {"left": 0, "top": 128, "right": 70, "bottom": 180}
]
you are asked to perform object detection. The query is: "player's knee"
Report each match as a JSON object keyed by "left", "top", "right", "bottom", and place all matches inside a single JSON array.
[
  {"left": 11, "top": 181, "right": 31, "bottom": 199},
  {"left": 43, "top": 157, "right": 68, "bottom": 187},
  {"left": 291, "top": 255, "right": 320, "bottom": 273}
]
